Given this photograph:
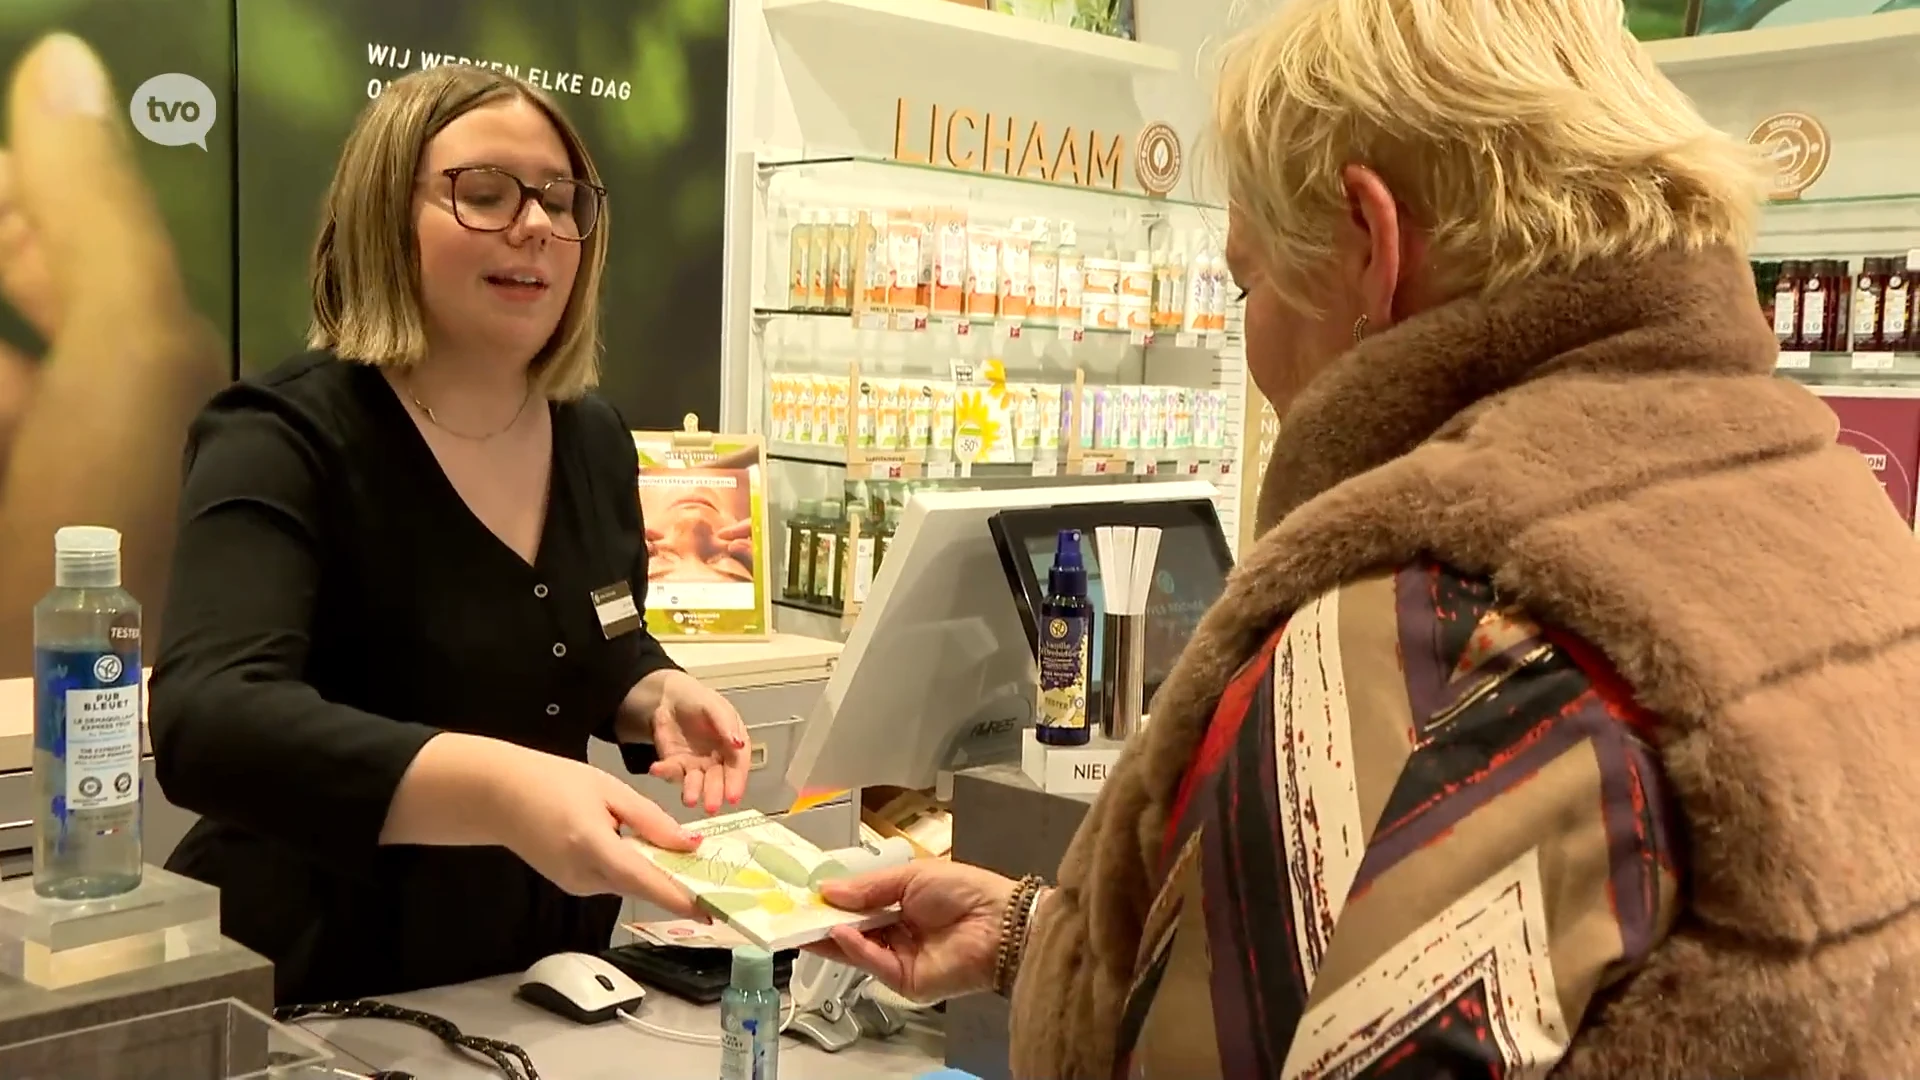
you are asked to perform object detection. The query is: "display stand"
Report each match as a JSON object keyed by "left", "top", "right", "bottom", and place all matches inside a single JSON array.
[
  {"left": 0, "top": 866, "right": 221, "bottom": 990},
  {"left": 0, "top": 998, "right": 330, "bottom": 1078}
]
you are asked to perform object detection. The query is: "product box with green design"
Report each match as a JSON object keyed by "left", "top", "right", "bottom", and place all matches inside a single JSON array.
[{"left": 632, "top": 810, "right": 900, "bottom": 950}]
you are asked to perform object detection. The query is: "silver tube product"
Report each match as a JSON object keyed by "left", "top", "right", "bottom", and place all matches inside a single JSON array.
[{"left": 1098, "top": 612, "right": 1147, "bottom": 742}]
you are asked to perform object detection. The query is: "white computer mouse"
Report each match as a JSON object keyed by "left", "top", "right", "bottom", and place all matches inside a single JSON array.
[{"left": 515, "top": 952, "right": 646, "bottom": 1024}]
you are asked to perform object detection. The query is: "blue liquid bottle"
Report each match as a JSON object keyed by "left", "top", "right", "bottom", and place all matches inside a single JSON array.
[
  {"left": 1034, "top": 528, "right": 1091, "bottom": 747},
  {"left": 33, "top": 526, "right": 143, "bottom": 900},
  {"left": 719, "top": 945, "right": 780, "bottom": 1080}
]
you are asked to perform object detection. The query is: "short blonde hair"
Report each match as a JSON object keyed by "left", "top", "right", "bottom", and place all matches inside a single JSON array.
[
  {"left": 307, "top": 65, "right": 608, "bottom": 400},
  {"left": 1212, "top": 0, "right": 1768, "bottom": 304}
]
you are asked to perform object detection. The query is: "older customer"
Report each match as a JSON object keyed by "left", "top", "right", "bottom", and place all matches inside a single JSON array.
[{"left": 814, "top": 0, "right": 1920, "bottom": 1075}]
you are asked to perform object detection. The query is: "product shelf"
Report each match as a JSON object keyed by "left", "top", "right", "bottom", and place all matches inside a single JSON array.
[
  {"left": 763, "top": 359, "right": 1235, "bottom": 636},
  {"left": 1754, "top": 192, "right": 1920, "bottom": 260},
  {"left": 1776, "top": 350, "right": 1920, "bottom": 388},
  {"left": 761, "top": 0, "right": 1181, "bottom": 77},
  {"left": 753, "top": 306, "right": 1230, "bottom": 351},
  {"left": 1644, "top": 9, "right": 1920, "bottom": 75},
  {"left": 769, "top": 444, "right": 1233, "bottom": 482},
  {"left": 759, "top": 154, "right": 1221, "bottom": 215}
]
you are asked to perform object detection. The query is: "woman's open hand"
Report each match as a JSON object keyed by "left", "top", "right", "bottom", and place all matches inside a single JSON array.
[{"left": 644, "top": 669, "right": 750, "bottom": 814}]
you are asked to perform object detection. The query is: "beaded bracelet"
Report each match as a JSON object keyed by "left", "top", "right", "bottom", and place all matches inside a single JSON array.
[{"left": 993, "top": 874, "right": 1047, "bottom": 997}]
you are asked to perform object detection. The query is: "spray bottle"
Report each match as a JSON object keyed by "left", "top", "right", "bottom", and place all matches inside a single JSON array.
[{"left": 1035, "top": 528, "right": 1092, "bottom": 747}]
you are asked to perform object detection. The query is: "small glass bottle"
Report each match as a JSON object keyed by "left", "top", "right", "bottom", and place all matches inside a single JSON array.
[
  {"left": 811, "top": 500, "right": 843, "bottom": 607},
  {"left": 1822, "top": 260, "right": 1852, "bottom": 352},
  {"left": 719, "top": 945, "right": 781, "bottom": 1080},
  {"left": 1773, "top": 260, "right": 1805, "bottom": 349},
  {"left": 1887, "top": 259, "right": 1913, "bottom": 354},
  {"left": 34, "top": 526, "right": 143, "bottom": 900},
  {"left": 1753, "top": 260, "right": 1780, "bottom": 334},
  {"left": 1796, "top": 261, "right": 1827, "bottom": 352},
  {"left": 1854, "top": 257, "right": 1890, "bottom": 352},
  {"left": 787, "top": 209, "right": 813, "bottom": 311},
  {"left": 1055, "top": 220, "right": 1083, "bottom": 328},
  {"left": 782, "top": 502, "right": 816, "bottom": 602}
]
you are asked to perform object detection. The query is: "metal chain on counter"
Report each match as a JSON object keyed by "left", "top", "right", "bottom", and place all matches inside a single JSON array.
[{"left": 274, "top": 998, "right": 539, "bottom": 1080}]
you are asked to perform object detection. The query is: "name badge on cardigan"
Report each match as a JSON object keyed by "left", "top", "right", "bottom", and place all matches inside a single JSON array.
[{"left": 590, "top": 582, "right": 641, "bottom": 639}]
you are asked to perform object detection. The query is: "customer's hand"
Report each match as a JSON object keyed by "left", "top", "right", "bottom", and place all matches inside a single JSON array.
[
  {"left": 645, "top": 670, "right": 750, "bottom": 814},
  {"left": 482, "top": 742, "right": 707, "bottom": 916},
  {"left": 810, "top": 861, "right": 1016, "bottom": 1002}
]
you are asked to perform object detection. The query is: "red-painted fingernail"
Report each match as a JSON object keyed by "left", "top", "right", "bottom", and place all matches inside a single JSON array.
[{"left": 732, "top": 737, "right": 747, "bottom": 748}]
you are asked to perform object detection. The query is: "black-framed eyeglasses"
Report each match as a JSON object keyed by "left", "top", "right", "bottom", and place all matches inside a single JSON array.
[{"left": 440, "top": 166, "right": 604, "bottom": 242}]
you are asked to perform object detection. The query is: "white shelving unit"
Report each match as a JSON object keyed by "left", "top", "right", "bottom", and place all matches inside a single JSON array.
[
  {"left": 750, "top": 152, "right": 1242, "bottom": 635},
  {"left": 1643, "top": 8, "right": 1920, "bottom": 458},
  {"left": 761, "top": 0, "right": 1181, "bottom": 76},
  {"left": 1644, "top": 9, "right": 1920, "bottom": 75}
]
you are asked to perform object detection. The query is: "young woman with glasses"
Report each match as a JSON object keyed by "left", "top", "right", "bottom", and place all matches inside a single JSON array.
[{"left": 148, "top": 65, "right": 748, "bottom": 1005}]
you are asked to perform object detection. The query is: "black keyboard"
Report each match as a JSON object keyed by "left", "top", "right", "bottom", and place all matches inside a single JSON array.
[{"left": 598, "top": 942, "right": 796, "bottom": 1005}]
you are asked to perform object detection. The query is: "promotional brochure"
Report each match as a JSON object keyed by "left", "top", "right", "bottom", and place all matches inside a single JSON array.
[
  {"left": 633, "top": 429, "right": 772, "bottom": 640},
  {"left": 631, "top": 809, "right": 900, "bottom": 950}
]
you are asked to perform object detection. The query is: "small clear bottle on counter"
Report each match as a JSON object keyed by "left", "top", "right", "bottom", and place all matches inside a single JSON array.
[
  {"left": 719, "top": 945, "right": 780, "bottom": 1080},
  {"left": 34, "top": 526, "right": 143, "bottom": 900}
]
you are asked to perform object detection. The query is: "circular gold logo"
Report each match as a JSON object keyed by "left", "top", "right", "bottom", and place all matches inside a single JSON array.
[
  {"left": 1747, "top": 112, "right": 1830, "bottom": 202},
  {"left": 1048, "top": 617, "right": 1068, "bottom": 638},
  {"left": 1135, "top": 121, "right": 1183, "bottom": 197}
]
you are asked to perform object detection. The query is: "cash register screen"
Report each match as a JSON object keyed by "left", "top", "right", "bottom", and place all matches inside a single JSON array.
[{"left": 990, "top": 498, "right": 1234, "bottom": 708}]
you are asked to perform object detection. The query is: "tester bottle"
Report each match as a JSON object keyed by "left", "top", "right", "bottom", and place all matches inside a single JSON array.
[
  {"left": 1035, "top": 528, "right": 1092, "bottom": 747},
  {"left": 719, "top": 945, "right": 781, "bottom": 1080},
  {"left": 33, "top": 526, "right": 143, "bottom": 900}
]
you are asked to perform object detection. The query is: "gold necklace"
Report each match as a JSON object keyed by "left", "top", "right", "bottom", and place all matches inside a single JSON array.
[{"left": 406, "top": 379, "right": 535, "bottom": 441}]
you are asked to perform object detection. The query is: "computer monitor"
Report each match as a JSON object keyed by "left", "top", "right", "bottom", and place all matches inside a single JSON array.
[
  {"left": 786, "top": 481, "right": 1224, "bottom": 795},
  {"left": 990, "top": 498, "right": 1233, "bottom": 721}
]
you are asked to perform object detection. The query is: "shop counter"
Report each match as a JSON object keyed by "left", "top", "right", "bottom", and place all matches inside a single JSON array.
[{"left": 297, "top": 971, "right": 943, "bottom": 1079}]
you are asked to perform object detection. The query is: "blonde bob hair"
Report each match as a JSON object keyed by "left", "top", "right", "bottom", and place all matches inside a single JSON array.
[
  {"left": 1212, "top": 0, "right": 1769, "bottom": 306},
  {"left": 306, "top": 65, "right": 607, "bottom": 400}
]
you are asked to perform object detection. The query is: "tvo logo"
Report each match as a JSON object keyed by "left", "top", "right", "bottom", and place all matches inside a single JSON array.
[{"left": 129, "top": 73, "right": 216, "bottom": 150}]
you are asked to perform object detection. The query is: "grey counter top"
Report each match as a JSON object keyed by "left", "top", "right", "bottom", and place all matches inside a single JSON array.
[{"left": 297, "top": 972, "right": 945, "bottom": 1079}]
